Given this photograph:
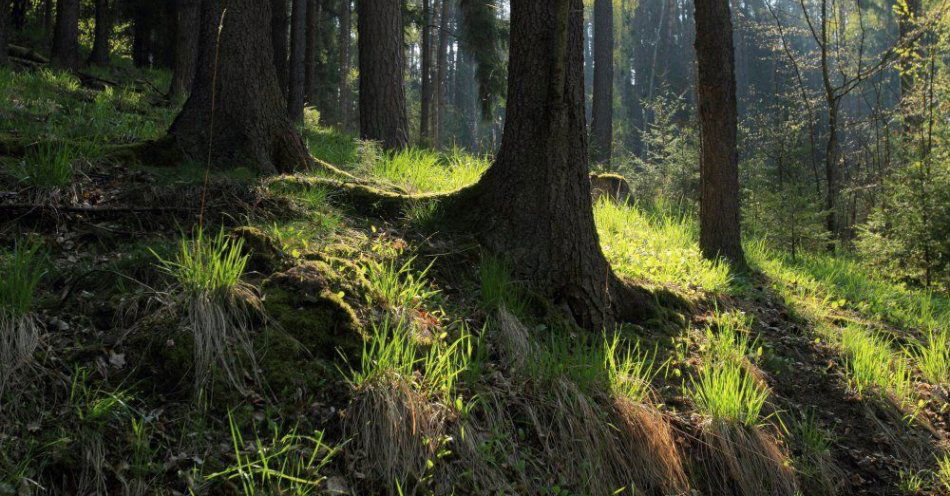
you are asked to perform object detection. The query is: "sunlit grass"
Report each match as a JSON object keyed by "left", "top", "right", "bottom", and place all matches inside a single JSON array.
[
  {"left": 363, "top": 256, "right": 439, "bottom": 310},
  {"left": 908, "top": 328, "right": 949, "bottom": 385},
  {"left": 595, "top": 198, "right": 731, "bottom": 292},
  {"left": 688, "top": 358, "right": 770, "bottom": 426},
  {"left": 837, "top": 325, "right": 915, "bottom": 406},
  {"left": 365, "top": 147, "right": 488, "bottom": 193}
]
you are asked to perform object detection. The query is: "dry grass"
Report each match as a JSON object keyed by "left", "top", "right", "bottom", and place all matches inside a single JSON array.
[
  {"left": 344, "top": 378, "right": 449, "bottom": 494},
  {"left": 695, "top": 420, "right": 798, "bottom": 496},
  {"left": 0, "top": 312, "right": 41, "bottom": 397}
]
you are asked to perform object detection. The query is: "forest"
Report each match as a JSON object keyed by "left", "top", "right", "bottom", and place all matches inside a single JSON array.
[{"left": 0, "top": 0, "right": 948, "bottom": 494}]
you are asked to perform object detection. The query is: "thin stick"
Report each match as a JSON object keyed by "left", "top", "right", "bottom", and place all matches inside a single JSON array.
[{"left": 199, "top": 8, "right": 229, "bottom": 227}]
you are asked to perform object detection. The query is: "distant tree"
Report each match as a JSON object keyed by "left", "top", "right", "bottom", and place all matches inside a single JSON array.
[
  {"left": 271, "top": 0, "right": 289, "bottom": 93},
  {"left": 287, "top": 0, "right": 308, "bottom": 121},
  {"left": 50, "top": 0, "right": 80, "bottom": 70},
  {"left": 357, "top": 0, "right": 409, "bottom": 149},
  {"left": 444, "top": 0, "right": 648, "bottom": 329},
  {"left": 170, "top": 0, "right": 200, "bottom": 102},
  {"left": 163, "top": 0, "right": 311, "bottom": 174},
  {"left": 420, "top": 0, "right": 433, "bottom": 145},
  {"left": 433, "top": 0, "right": 451, "bottom": 148},
  {"left": 88, "top": 0, "right": 113, "bottom": 65},
  {"left": 338, "top": 0, "right": 352, "bottom": 130},
  {"left": 694, "top": 0, "right": 746, "bottom": 267},
  {"left": 590, "top": 0, "right": 614, "bottom": 164},
  {"left": 304, "top": 0, "right": 322, "bottom": 105}
]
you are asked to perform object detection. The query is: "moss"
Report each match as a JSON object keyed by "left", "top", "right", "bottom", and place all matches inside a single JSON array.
[
  {"left": 255, "top": 326, "right": 337, "bottom": 393},
  {"left": 263, "top": 262, "right": 365, "bottom": 363},
  {"left": 230, "top": 226, "right": 288, "bottom": 274}
]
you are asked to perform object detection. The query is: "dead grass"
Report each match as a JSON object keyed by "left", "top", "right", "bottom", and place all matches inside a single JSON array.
[
  {"left": 695, "top": 420, "right": 799, "bottom": 496},
  {"left": 0, "top": 312, "right": 41, "bottom": 400}
]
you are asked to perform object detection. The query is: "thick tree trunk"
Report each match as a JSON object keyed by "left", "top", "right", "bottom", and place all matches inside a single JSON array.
[
  {"left": 304, "top": 0, "right": 321, "bottom": 105},
  {"left": 271, "top": 0, "right": 289, "bottom": 94},
  {"left": 434, "top": 0, "right": 450, "bottom": 148},
  {"left": 590, "top": 0, "right": 614, "bottom": 164},
  {"left": 338, "top": 0, "right": 352, "bottom": 130},
  {"left": 288, "top": 0, "right": 308, "bottom": 121},
  {"left": 694, "top": 0, "right": 746, "bottom": 267},
  {"left": 50, "top": 0, "right": 80, "bottom": 70},
  {"left": 0, "top": 0, "right": 8, "bottom": 67},
  {"left": 420, "top": 0, "right": 432, "bottom": 145},
  {"left": 132, "top": 5, "right": 153, "bottom": 67},
  {"left": 88, "top": 0, "right": 113, "bottom": 65},
  {"left": 357, "top": 0, "right": 409, "bottom": 149},
  {"left": 165, "top": 0, "right": 311, "bottom": 174},
  {"left": 170, "top": 0, "right": 201, "bottom": 102},
  {"left": 445, "top": 0, "right": 644, "bottom": 330}
]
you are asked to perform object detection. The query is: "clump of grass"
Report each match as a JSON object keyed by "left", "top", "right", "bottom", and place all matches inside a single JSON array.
[
  {"left": 690, "top": 359, "right": 770, "bottom": 426},
  {"left": 10, "top": 143, "right": 76, "bottom": 189},
  {"left": 595, "top": 198, "right": 731, "bottom": 292},
  {"left": 908, "top": 328, "right": 949, "bottom": 385},
  {"left": 154, "top": 227, "right": 260, "bottom": 395},
  {"left": 838, "top": 325, "right": 915, "bottom": 406},
  {"left": 793, "top": 410, "right": 840, "bottom": 495},
  {"left": 206, "top": 411, "right": 340, "bottom": 496},
  {"left": 0, "top": 241, "right": 45, "bottom": 395},
  {"left": 937, "top": 452, "right": 950, "bottom": 491},
  {"left": 478, "top": 254, "right": 526, "bottom": 317},
  {"left": 604, "top": 333, "right": 660, "bottom": 403},
  {"left": 364, "top": 256, "right": 439, "bottom": 311},
  {"left": 355, "top": 144, "right": 488, "bottom": 194}
]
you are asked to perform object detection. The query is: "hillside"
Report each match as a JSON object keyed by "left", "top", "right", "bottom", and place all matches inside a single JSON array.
[{"left": 1, "top": 65, "right": 948, "bottom": 495}]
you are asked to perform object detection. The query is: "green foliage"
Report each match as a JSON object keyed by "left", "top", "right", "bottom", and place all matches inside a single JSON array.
[
  {"left": 359, "top": 145, "right": 488, "bottom": 194},
  {"left": 206, "top": 412, "right": 340, "bottom": 496},
  {"left": 364, "top": 256, "right": 439, "bottom": 310},
  {"left": 154, "top": 227, "right": 249, "bottom": 294},
  {"left": 9, "top": 143, "right": 76, "bottom": 189},
  {"left": 595, "top": 198, "right": 731, "bottom": 292},
  {"left": 909, "top": 328, "right": 949, "bottom": 385},
  {"left": 838, "top": 325, "right": 915, "bottom": 406},
  {"left": 0, "top": 241, "right": 46, "bottom": 318},
  {"left": 604, "top": 333, "right": 661, "bottom": 403},
  {"left": 688, "top": 358, "right": 770, "bottom": 426},
  {"left": 478, "top": 254, "right": 526, "bottom": 316}
]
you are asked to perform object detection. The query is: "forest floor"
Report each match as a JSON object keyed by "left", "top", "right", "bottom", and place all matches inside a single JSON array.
[{"left": 1, "top": 65, "right": 948, "bottom": 496}]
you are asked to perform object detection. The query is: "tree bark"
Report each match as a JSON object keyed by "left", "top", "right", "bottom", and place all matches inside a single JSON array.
[
  {"left": 288, "top": 0, "right": 308, "bottom": 121},
  {"left": 590, "top": 0, "right": 614, "bottom": 164},
  {"left": 170, "top": 0, "right": 201, "bottom": 102},
  {"left": 694, "top": 0, "right": 746, "bottom": 267},
  {"left": 338, "top": 0, "right": 352, "bottom": 130},
  {"left": 88, "top": 0, "right": 113, "bottom": 65},
  {"left": 444, "top": 0, "right": 645, "bottom": 330},
  {"left": 164, "top": 0, "right": 311, "bottom": 174},
  {"left": 420, "top": 0, "right": 432, "bottom": 145},
  {"left": 0, "top": 0, "right": 8, "bottom": 67},
  {"left": 357, "top": 0, "right": 409, "bottom": 149},
  {"left": 433, "top": 0, "right": 450, "bottom": 148},
  {"left": 131, "top": 4, "right": 153, "bottom": 67},
  {"left": 271, "top": 0, "right": 289, "bottom": 94},
  {"left": 50, "top": 0, "right": 80, "bottom": 70},
  {"left": 304, "top": 0, "right": 322, "bottom": 105}
]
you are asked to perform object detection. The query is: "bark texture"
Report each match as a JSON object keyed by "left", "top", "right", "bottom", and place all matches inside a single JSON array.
[
  {"left": 170, "top": 0, "right": 200, "bottom": 101},
  {"left": 357, "top": 0, "right": 409, "bottom": 149},
  {"left": 50, "top": 0, "right": 80, "bottom": 70},
  {"left": 446, "top": 0, "right": 644, "bottom": 330},
  {"left": 288, "top": 0, "right": 308, "bottom": 121},
  {"left": 420, "top": 0, "right": 432, "bottom": 144},
  {"left": 304, "top": 0, "right": 322, "bottom": 105},
  {"left": 0, "top": 0, "right": 8, "bottom": 67},
  {"left": 694, "top": 0, "right": 746, "bottom": 266},
  {"left": 589, "top": 0, "right": 614, "bottom": 164},
  {"left": 271, "top": 0, "right": 289, "bottom": 93},
  {"left": 88, "top": 0, "right": 113, "bottom": 65},
  {"left": 434, "top": 0, "right": 450, "bottom": 148},
  {"left": 165, "top": 0, "right": 311, "bottom": 174}
]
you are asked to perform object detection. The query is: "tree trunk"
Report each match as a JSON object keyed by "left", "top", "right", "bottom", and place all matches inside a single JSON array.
[
  {"left": 338, "top": 0, "right": 352, "bottom": 130},
  {"left": 170, "top": 0, "right": 201, "bottom": 102},
  {"left": 132, "top": 5, "right": 153, "bottom": 67},
  {"left": 357, "top": 0, "right": 409, "bottom": 149},
  {"left": 88, "top": 0, "right": 113, "bottom": 65},
  {"left": 304, "top": 0, "right": 321, "bottom": 105},
  {"left": 0, "top": 0, "right": 8, "bottom": 67},
  {"left": 165, "top": 0, "right": 311, "bottom": 174},
  {"left": 11, "top": 0, "right": 27, "bottom": 30},
  {"left": 694, "top": 0, "right": 746, "bottom": 267},
  {"left": 824, "top": 98, "right": 840, "bottom": 240},
  {"left": 420, "top": 0, "right": 432, "bottom": 145},
  {"left": 445, "top": 0, "right": 644, "bottom": 330},
  {"left": 288, "top": 0, "right": 308, "bottom": 121},
  {"left": 271, "top": 0, "right": 289, "bottom": 94},
  {"left": 590, "top": 0, "right": 614, "bottom": 164},
  {"left": 50, "top": 0, "right": 80, "bottom": 70},
  {"left": 434, "top": 0, "right": 450, "bottom": 148}
]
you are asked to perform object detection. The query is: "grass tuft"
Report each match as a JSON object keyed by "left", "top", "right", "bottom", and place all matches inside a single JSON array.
[
  {"left": 838, "top": 325, "right": 915, "bottom": 406},
  {"left": 10, "top": 143, "right": 76, "bottom": 189},
  {"left": 364, "top": 256, "right": 439, "bottom": 311},
  {"left": 908, "top": 328, "right": 949, "bottom": 385},
  {"left": 0, "top": 241, "right": 45, "bottom": 395}
]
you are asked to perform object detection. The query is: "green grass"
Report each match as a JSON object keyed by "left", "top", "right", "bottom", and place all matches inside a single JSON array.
[
  {"left": 604, "top": 333, "right": 661, "bottom": 403},
  {"left": 688, "top": 358, "right": 770, "bottom": 427},
  {"left": 838, "top": 325, "right": 915, "bottom": 406},
  {"left": 907, "top": 328, "right": 949, "bottom": 385},
  {"left": 9, "top": 143, "right": 76, "bottom": 189},
  {"left": 0, "top": 241, "right": 46, "bottom": 318},
  {"left": 207, "top": 411, "right": 339, "bottom": 496},
  {"left": 154, "top": 227, "right": 248, "bottom": 294},
  {"left": 937, "top": 452, "right": 950, "bottom": 491},
  {"left": 595, "top": 198, "right": 731, "bottom": 292},
  {"left": 478, "top": 254, "right": 527, "bottom": 316},
  {"left": 364, "top": 255, "right": 439, "bottom": 310}
]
